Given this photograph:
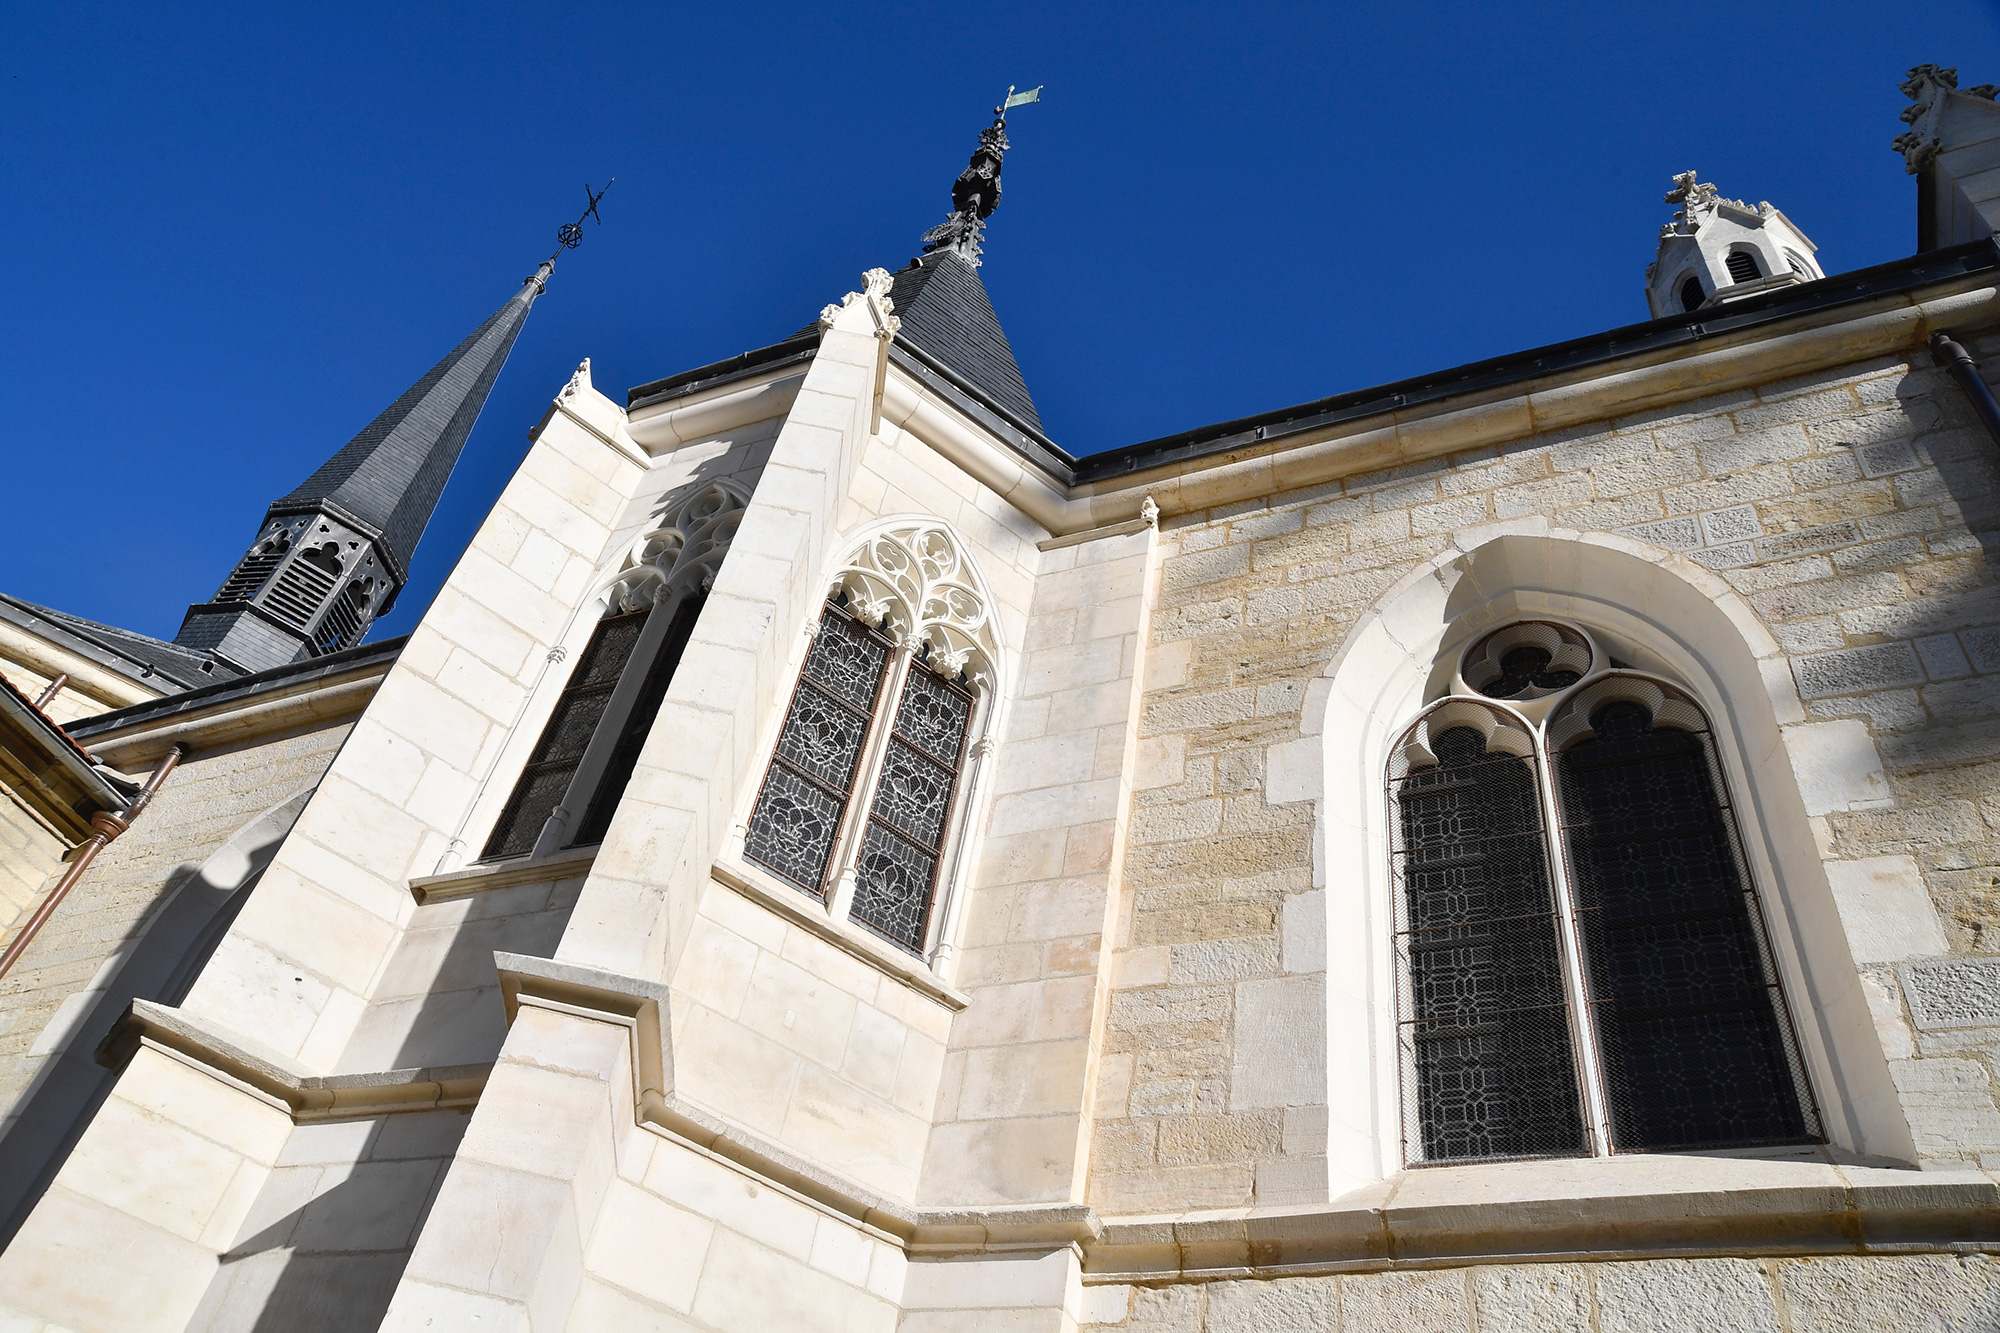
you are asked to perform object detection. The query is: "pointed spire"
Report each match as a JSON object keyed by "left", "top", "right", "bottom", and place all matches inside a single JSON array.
[
  {"left": 174, "top": 185, "right": 613, "bottom": 675},
  {"left": 172, "top": 271, "right": 547, "bottom": 674}
]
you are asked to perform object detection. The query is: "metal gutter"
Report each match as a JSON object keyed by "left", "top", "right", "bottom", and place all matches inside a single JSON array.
[{"left": 68, "top": 636, "right": 406, "bottom": 741}]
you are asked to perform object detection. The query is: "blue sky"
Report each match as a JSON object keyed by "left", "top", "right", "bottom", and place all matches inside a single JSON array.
[{"left": 4, "top": 1, "right": 1998, "bottom": 644}]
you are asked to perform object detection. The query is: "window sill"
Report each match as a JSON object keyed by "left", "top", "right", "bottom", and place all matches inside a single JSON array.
[
  {"left": 1086, "top": 1152, "right": 2000, "bottom": 1280},
  {"left": 709, "top": 858, "right": 970, "bottom": 1012},
  {"left": 409, "top": 847, "right": 599, "bottom": 904}
]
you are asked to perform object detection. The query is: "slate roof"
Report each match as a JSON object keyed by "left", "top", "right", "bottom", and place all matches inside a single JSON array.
[
  {"left": 0, "top": 594, "right": 224, "bottom": 694},
  {"left": 269, "top": 275, "right": 542, "bottom": 579},
  {"left": 884, "top": 251, "right": 1043, "bottom": 435},
  {"left": 779, "top": 249, "right": 1044, "bottom": 438}
]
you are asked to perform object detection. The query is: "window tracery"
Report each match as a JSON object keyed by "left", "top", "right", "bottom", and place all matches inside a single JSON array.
[
  {"left": 743, "top": 522, "right": 997, "bottom": 960},
  {"left": 483, "top": 480, "right": 747, "bottom": 860},
  {"left": 1389, "top": 621, "right": 1820, "bottom": 1165}
]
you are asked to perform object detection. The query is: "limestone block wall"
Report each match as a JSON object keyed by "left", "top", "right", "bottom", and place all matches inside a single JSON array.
[
  {"left": 0, "top": 723, "right": 352, "bottom": 1125},
  {"left": 664, "top": 408, "right": 1054, "bottom": 1203},
  {"left": 1094, "top": 346, "right": 2000, "bottom": 1213},
  {"left": 0, "top": 792, "right": 65, "bottom": 954},
  {"left": 1078, "top": 1254, "right": 2000, "bottom": 1333}
]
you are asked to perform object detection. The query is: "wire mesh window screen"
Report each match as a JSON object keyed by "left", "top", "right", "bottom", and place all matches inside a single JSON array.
[
  {"left": 850, "top": 660, "right": 972, "bottom": 952},
  {"left": 1554, "top": 700, "right": 1821, "bottom": 1152},
  {"left": 744, "top": 603, "right": 891, "bottom": 895},
  {"left": 483, "top": 610, "right": 648, "bottom": 860},
  {"left": 1391, "top": 724, "right": 1589, "bottom": 1163}
]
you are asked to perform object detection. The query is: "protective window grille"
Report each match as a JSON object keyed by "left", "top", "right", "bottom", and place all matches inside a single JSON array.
[
  {"left": 1390, "top": 724, "right": 1589, "bottom": 1164},
  {"left": 483, "top": 610, "right": 647, "bottom": 859},
  {"left": 1679, "top": 276, "right": 1705, "bottom": 313},
  {"left": 572, "top": 595, "right": 707, "bottom": 848},
  {"left": 1553, "top": 699, "right": 1821, "bottom": 1152},
  {"left": 1725, "top": 250, "right": 1762, "bottom": 283},
  {"left": 849, "top": 657, "right": 973, "bottom": 953},
  {"left": 744, "top": 602, "right": 892, "bottom": 895}
]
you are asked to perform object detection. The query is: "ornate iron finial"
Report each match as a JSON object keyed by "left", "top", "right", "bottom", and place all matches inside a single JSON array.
[
  {"left": 921, "top": 86, "right": 1042, "bottom": 268},
  {"left": 529, "top": 180, "right": 614, "bottom": 286}
]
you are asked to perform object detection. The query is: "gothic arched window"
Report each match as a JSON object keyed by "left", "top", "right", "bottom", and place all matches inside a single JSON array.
[
  {"left": 742, "top": 524, "right": 997, "bottom": 958},
  {"left": 1388, "top": 625, "right": 1821, "bottom": 1165},
  {"left": 483, "top": 481, "right": 744, "bottom": 861}
]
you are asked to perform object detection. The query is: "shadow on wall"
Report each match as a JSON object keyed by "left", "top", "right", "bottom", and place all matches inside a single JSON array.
[
  {"left": 0, "top": 786, "right": 314, "bottom": 1249},
  {"left": 185, "top": 1108, "right": 470, "bottom": 1333}
]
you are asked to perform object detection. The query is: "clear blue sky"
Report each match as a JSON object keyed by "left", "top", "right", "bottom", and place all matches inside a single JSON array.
[{"left": 5, "top": 1, "right": 1998, "bottom": 645}]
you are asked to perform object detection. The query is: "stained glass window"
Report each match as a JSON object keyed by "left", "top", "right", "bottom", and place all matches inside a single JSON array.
[
  {"left": 484, "top": 611, "right": 648, "bottom": 859},
  {"left": 572, "top": 595, "right": 706, "bottom": 848},
  {"left": 1554, "top": 701, "right": 1819, "bottom": 1151},
  {"left": 745, "top": 604, "right": 892, "bottom": 895},
  {"left": 1392, "top": 724, "right": 1588, "bottom": 1163},
  {"left": 851, "top": 661, "right": 972, "bottom": 952},
  {"left": 1390, "top": 656, "right": 1821, "bottom": 1168}
]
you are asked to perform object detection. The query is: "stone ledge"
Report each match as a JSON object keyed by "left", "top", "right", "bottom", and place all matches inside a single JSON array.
[
  {"left": 409, "top": 847, "right": 598, "bottom": 904},
  {"left": 709, "top": 858, "right": 970, "bottom": 1011},
  {"left": 104, "top": 999, "right": 489, "bottom": 1122},
  {"left": 1084, "top": 1155, "right": 2000, "bottom": 1281},
  {"left": 493, "top": 951, "right": 1095, "bottom": 1256}
]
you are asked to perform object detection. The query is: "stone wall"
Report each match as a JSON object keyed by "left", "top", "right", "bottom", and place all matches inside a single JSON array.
[
  {"left": 0, "top": 790, "right": 65, "bottom": 953},
  {"left": 1080, "top": 1254, "right": 2000, "bottom": 1332},
  {"left": 1095, "top": 346, "right": 2000, "bottom": 1211},
  {"left": 0, "top": 721, "right": 354, "bottom": 1124}
]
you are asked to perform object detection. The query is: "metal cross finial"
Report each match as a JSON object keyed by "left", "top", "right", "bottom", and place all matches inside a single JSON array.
[{"left": 535, "top": 180, "right": 615, "bottom": 279}]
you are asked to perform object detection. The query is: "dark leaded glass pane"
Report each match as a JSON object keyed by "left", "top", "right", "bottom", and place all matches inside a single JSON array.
[
  {"left": 893, "top": 666, "right": 971, "bottom": 761},
  {"left": 484, "top": 766, "right": 575, "bottom": 859},
  {"left": 745, "top": 767, "right": 843, "bottom": 892},
  {"left": 803, "top": 612, "right": 890, "bottom": 709},
  {"left": 573, "top": 595, "right": 705, "bottom": 848},
  {"left": 482, "top": 611, "right": 647, "bottom": 860},
  {"left": 871, "top": 741, "right": 953, "bottom": 848},
  {"left": 1556, "top": 702, "right": 1818, "bottom": 1152},
  {"left": 744, "top": 603, "right": 894, "bottom": 895},
  {"left": 774, "top": 683, "right": 871, "bottom": 791},
  {"left": 1393, "top": 725, "right": 1587, "bottom": 1163},
  {"left": 850, "top": 824, "right": 938, "bottom": 953}
]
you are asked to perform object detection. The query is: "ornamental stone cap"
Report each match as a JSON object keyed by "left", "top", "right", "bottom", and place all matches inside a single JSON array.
[{"left": 1644, "top": 171, "right": 1823, "bottom": 320}]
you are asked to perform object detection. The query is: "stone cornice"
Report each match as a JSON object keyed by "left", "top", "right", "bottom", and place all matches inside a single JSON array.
[
  {"left": 408, "top": 846, "right": 598, "bottom": 904},
  {"left": 105, "top": 999, "right": 488, "bottom": 1122}
]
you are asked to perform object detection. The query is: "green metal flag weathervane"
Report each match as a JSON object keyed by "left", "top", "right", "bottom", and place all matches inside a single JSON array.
[{"left": 1003, "top": 84, "right": 1043, "bottom": 110}]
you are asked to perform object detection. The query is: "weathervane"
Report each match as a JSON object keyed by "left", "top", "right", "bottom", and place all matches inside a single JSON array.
[
  {"left": 921, "top": 85, "right": 1042, "bottom": 268},
  {"left": 529, "top": 180, "right": 614, "bottom": 287}
]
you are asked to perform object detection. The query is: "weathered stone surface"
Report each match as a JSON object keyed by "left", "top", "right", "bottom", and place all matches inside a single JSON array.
[{"left": 1595, "top": 1259, "right": 1779, "bottom": 1333}]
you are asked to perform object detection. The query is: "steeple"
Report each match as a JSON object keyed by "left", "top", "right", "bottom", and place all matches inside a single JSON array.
[
  {"left": 173, "top": 268, "right": 548, "bottom": 674},
  {"left": 880, "top": 88, "right": 1046, "bottom": 434}
]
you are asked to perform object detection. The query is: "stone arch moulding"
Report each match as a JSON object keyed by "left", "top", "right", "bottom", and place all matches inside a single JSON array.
[
  {"left": 1303, "top": 521, "right": 1914, "bottom": 1191},
  {"left": 440, "top": 477, "right": 752, "bottom": 876}
]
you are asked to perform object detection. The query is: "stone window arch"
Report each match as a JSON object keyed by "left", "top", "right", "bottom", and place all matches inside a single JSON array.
[
  {"left": 741, "top": 521, "right": 1001, "bottom": 958},
  {"left": 482, "top": 479, "right": 747, "bottom": 860},
  {"left": 1386, "top": 619, "right": 1822, "bottom": 1165}
]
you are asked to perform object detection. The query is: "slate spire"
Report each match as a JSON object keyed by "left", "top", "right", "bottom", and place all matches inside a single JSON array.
[
  {"left": 173, "top": 264, "right": 551, "bottom": 675},
  {"left": 885, "top": 90, "right": 1045, "bottom": 434}
]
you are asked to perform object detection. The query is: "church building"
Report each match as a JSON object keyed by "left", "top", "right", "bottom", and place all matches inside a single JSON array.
[{"left": 3, "top": 64, "right": 2000, "bottom": 1331}]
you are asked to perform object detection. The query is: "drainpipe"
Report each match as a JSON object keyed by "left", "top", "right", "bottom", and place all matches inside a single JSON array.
[
  {"left": 1930, "top": 331, "right": 2000, "bottom": 447},
  {"left": 0, "top": 744, "right": 186, "bottom": 982},
  {"left": 32, "top": 675, "right": 66, "bottom": 710}
]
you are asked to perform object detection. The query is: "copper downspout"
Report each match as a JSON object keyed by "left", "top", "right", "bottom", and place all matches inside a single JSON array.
[
  {"left": 0, "top": 744, "right": 185, "bottom": 982},
  {"left": 31, "top": 675, "right": 66, "bottom": 710}
]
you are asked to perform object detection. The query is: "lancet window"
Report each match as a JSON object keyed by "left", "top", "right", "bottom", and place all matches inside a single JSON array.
[
  {"left": 1388, "top": 621, "right": 1820, "bottom": 1165},
  {"left": 483, "top": 481, "right": 745, "bottom": 861},
  {"left": 743, "top": 524, "right": 997, "bottom": 958}
]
